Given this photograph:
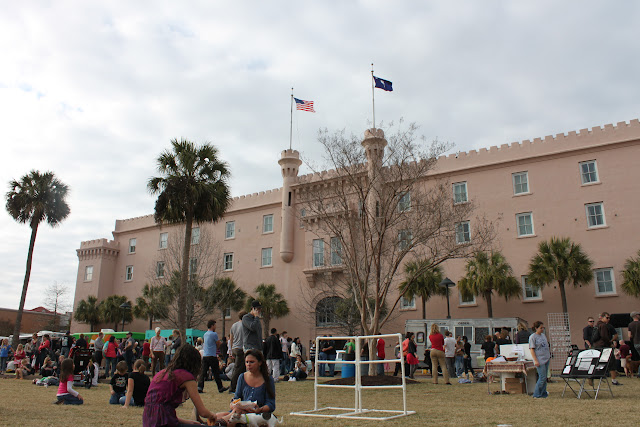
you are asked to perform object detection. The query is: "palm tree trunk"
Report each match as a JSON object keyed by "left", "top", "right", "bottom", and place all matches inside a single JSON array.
[
  {"left": 149, "top": 315, "right": 153, "bottom": 332},
  {"left": 421, "top": 296, "right": 426, "bottom": 319},
  {"left": 559, "top": 280, "right": 568, "bottom": 313},
  {"left": 485, "top": 290, "right": 493, "bottom": 318},
  {"left": 179, "top": 213, "right": 194, "bottom": 343},
  {"left": 221, "top": 308, "right": 227, "bottom": 339},
  {"left": 11, "top": 223, "right": 39, "bottom": 349}
]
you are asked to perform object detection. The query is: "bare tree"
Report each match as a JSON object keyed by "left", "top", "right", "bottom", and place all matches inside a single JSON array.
[
  {"left": 43, "top": 281, "right": 72, "bottom": 331},
  {"left": 297, "top": 123, "right": 495, "bottom": 342}
]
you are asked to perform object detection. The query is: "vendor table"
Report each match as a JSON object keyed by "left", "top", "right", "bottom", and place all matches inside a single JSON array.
[{"left": 485, "top": 360, "right": 536, "bottom": 395}]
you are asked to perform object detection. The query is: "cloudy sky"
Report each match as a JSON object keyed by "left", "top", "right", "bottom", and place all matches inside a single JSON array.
[{"left": 2, "top": 1, "right": 640, "bottom": 311}]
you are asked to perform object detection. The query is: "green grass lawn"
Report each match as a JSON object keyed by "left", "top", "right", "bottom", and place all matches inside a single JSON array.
[{"left": 0, "top": 372, "right": 636, "bottom": 426}]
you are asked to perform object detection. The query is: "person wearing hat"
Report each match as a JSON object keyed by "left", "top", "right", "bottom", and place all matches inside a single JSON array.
[
  {"left": 242, "top": 300, "right": 263, "bottom": 351},
  {"left": 124, "top": 331, "right": 136, "bottom": 372},
  {"left": 150, "top": 327, "right": 167, "bottom": 376}
]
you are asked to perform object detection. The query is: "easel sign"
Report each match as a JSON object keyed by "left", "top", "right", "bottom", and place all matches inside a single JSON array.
[{"left": 561, "top": 348, "right": 614, "bottom": 400}]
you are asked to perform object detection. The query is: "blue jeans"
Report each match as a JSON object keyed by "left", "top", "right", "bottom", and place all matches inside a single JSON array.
[
  {"left": 57, "top": 394, "right": 83, "bottom": 405},
  {"left": 455, "top": 355, "right": 464, "bottom": 376},
  {"left": 110, "top": 391, "right": 126, "bottom": 404},
  {"left": 318, "top": 352, "right": 327, "bottom": 376},
  {"left": 105, "top": 357, "right": 116, "bottom": 378},
  {"left": 533, "top": 362, "right": 549, "bottom": 398},
  {"left": 360, "top": 356, "right": 369, "bottom": 376},
  {"left": 377, "top": 357, "right": 385, "bottom": 375},
  {"left": 0, "top": 357, "right": 7, "bottom": 372},
  {"left": 327, "top": 353, "right": 336, "bottom": 376},
  {"left": 119, "top": 395, "right": 141, "bottom": 406}
]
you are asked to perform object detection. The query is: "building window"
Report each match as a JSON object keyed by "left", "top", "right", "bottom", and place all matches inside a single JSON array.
[
  {"left": 398, "top": 192, "right": 411, "bottom": 212},
  {"left": 125, "top": 265, "right": 133, "bottom": 281},
  {"left": 313, "top": 239, "right": 324, "bottom": 267},
  {"left": 189, "top": 258, "right": 197, "bottom": 278},
  {"left": 156, "top": 261, "right": 165, "bottom": 278},
  {"left": 191, "top": 227, "right": 200, "bottom": 245},
  {"left": 400, "top": 296, "right": 416, "bottom": 310},
  {"left": 224, "top": 307, "right": 231, "bottom": 319},
  {"left": 594, "top": 268, "right": 615, "bottom": 295},
  {"left": 455, "top": 221, "right": 471, "bottom": 244},
  {"left": 225, "top": 221, "right": 235, "bottom": 239},
  {"left": 585, "top": 202, "right": 605, "bottom": 228},
  {"left": 84, "top": 265, "right": 93, "bottom": 281},
  {"left": 316, "top": 296, "right": 340, "bottom": 326},
  {"left": 224, "top": 253, "right": 234, "bottom": 271},
  {"left": 453, "top": 182, "right": 468, "bottom": 204},
  {"left": 263, "top": 214, "right": 274, "bottom": 233},
  {"left": 516, "top": 212, "right": 534, "bottom": 237},
  {"left": 159, "top": 232, "right": 168, "bottom": 249},
  {"left": 398, "top": 229, "right": 412, "bottom": 251},
  {"left": 261, "top": 248, "right": 272, "bottom": 267},
  {"left": 579, "top": 160, "right": 599, "bottom": 184},
  {"left": 512, "top": 172, "right": 529, "bottom": 195},
  {"left": 330, "top": 237, "right": 342, "bottom": 265},
  {"left": 459, "top": 291, "right": 476, "bottom": 305},
  {"left": 522, "top": 276, "right": 541, "bottom": 300},
  {"left": 128, "top": 238, "right": 136, "bottom": 253}
]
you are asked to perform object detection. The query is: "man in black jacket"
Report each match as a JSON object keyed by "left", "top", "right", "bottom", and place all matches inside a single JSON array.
[
  {"left": 593, "top": 312, "right": 620, "bottom": 385},
  {"left": 582, "top": 316, "right": 595, "bottom": 348},
  {"left": 264, "top": 328, "right": 281, "bottom": 382}
]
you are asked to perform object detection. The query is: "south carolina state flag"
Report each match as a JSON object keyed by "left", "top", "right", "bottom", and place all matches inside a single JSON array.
[{"left": 373, "top": 76, "right": 393, "bottom": 91}]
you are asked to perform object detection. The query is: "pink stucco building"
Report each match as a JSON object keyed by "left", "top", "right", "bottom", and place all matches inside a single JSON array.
[{"left": 72, "top": 119, "right": 640, "bottom": 347}]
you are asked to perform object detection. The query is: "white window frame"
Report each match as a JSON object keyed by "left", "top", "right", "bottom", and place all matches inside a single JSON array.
[
  {"left": 224, "top": 253, "right": 234, "bottom": 271},
  {"left": 156, "top": 261, "right": 165, "bottom": 278},
  {"left": 400, "top": 296, "right": 416, "bottom": 310},
  {"left": 191, "top": 227, "right": 200, "bottom": 245},
  {"left": 512, "top": 171, "right": 529, "bottom": 195},
  {"left": 579, "top": 160, "right": 599, "bottom": 185},
  {"left": 225, "top": 221, "right": 235, "bottom": 239},
  {"left": 128, "top": 238, "right": 136, "bottom": 254},
  {"left": 522, "top": 275, "right": 541, "bottom": 301},
  {"left": 313, "top": 239, "right": 325, "bottom": 267},
  {"left": 398, "top": 229, "right": 413, "bottom": 251},
  {"left": 585, "top": 202, "right": 606, "bottom": 228},
  {"left": 594, "top": 268, "right": 615, "bottom": 295},
  {"left": 453, "top": 182, "right": 468, "bottom": 204},
  {"left": 398, "top": 192, "right": 411, "bottom": 212},
  {"left": 261, "top": 247, "right": 273, "bottom": 267},
  {"left": 459, "top": 291, "right": 476, "bottom": 306},
  {"left": 125, "top": 265, "right": 133, "bottom": 282},
  {"left": 159, "top": 232, "right": 168, "bottom": 249},
  {"left": 516, "top": 212, "right": 535, "bottom": 237},
  {"left": 455, "top": 221, "right": 471, "bottom": 244},
  {"left": 224, "top": 307, "right": 231, "bottom": 319},
  {"left": 263, "top": 214, "right": 274, "bottom": 233},
  {"left": 330, "top": 237, "right": 342, "bottom": 266},
  {"left": 189, "top": 257, "right": 197, "bottom": 278},
  {"left": 84, "top": 265, "right": 93, "bottom": 282}
]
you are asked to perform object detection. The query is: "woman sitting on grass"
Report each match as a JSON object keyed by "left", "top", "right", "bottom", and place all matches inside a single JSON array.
[
  {"left": 15, "top": 358, "right": 33, "bottom": 379},
  {"left": 142, "top": 344, "right": 217, "bottom": 426},
  {"left": 289, "top": 355, "right": 307, "bottom": 381},
  {"left": 40, "top": 356, "right": 56, "bottom": 377},
  {"left": 55, "top": 358, "right": 83, "bottom": 405},
  {"left": 121, "top": 359, "right": 150, "bottom": 408}
]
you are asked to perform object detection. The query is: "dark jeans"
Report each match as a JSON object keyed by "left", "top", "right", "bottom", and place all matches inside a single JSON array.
[
  {"left": 125, "top": 350, "right": 134, "bottom": 373},
  {"left": 105, "top": 357, "right": 117, "bottom": 378},
  {"left": 198, "top": 356, "right": 224, "bottom": 392},
  {"left": 230, "top": 348, "right": 245, "bottom": 392},
  {"left": 109, "top": 391, "right": 126, "bottom": 404},
  {"left": 57, "top": 394, "right": 83, "bottom": 405},
  {"left": 463, "top": 356, "right": 474, "bottom": 374},
  {"left": 94, "top": 350, "right": 103, "bottom": 367}
]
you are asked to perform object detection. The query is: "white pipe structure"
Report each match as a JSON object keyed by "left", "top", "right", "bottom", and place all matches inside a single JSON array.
[{"left": 290, "top": 333, "right": 416, "bottom": 421}]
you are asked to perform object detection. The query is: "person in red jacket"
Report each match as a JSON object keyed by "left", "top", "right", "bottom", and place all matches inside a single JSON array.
[
  {"left": 428, "top": 324, "right": 450, "bottom": 385},
  {"left": 37, "top": 334, "right": 51, "bottom": 369},
  {"left": 142, "top": 339, "right": 151, "bottom": 369}
]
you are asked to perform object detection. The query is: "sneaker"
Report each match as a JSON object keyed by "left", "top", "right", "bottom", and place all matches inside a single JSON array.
[
  {"left": 218, "top": 386, "right": 229, "bottom": 393},
  {"left": 198, "top": 389, "right": 204, "bottom": 393},
  {"left": 53, "top": 399, "right": 63, "bottom": 405},
  {"left": 612, "top": 380, "right": 621, "bottom": 385}
]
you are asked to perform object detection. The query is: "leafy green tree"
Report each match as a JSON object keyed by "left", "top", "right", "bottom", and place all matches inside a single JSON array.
[
  {"left": 133, "top": 284, "right": 170, "bottom": 331},
  {"left": 148, "top": 139, "right": 231, "bottom": 340},
  {"left": 458, "top": 251, "right": 521, "bottom": 318},
  {"left": 100, "top": 295, "right": 133, "bottom": 331},
  {"left": 6, "top": 170, "right": 70, "bottom": 348},
  {"left": 73, "top": 295, "right": 102, "bottom": 332},
  {"left": 203, "top": 277, "right": 246, "bottom": 338},
  {"left": 246, "top": 284, "right": 290, "bottom": 339},
  {"left": 399, "top": 259, "right": 445, "bottom": 319},
  {"left": 528, "top": 237, "right": 593, "bottom": 313},
  {"left": 621, "top": 250, "right": 640, "bottom": 298}
]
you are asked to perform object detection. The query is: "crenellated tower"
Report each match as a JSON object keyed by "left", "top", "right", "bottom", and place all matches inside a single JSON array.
[
  {"left": 361, "top": 128, "right": 387, "bottom": 217},
  {"left": 278, "top": 149, "right": 302, "bottom": 262}
]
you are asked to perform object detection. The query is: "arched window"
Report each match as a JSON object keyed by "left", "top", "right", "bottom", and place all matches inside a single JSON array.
[{"left": 316, "top": 296, "right": 341, "bottom": 326}]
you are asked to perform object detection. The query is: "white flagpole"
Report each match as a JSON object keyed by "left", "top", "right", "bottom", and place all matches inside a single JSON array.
[
  {"left": 290, "top": 88, "right": 294, "bottom": 150},
  {"left": 371, "top": 63, "right": 376, "bottom": 129}
]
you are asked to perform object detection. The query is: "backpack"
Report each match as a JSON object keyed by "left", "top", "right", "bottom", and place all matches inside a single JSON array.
[{"left": 591, "top": 325, "right": 601, "bottom": 345}]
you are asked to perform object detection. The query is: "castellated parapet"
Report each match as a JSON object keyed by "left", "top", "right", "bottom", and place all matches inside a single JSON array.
[{"left": 77, "top": 238, "right": 120, "bottom": 260}]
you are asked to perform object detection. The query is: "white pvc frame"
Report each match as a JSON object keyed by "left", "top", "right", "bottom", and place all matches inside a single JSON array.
[{"left": 289, "top": 333, "right": 416, "bottom": 421}]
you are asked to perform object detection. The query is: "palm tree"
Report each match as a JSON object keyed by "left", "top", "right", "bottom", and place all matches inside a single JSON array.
[
  {"left": 246, "top": 284, "right": 290, "bottom": 339},
  {"left": 133, "top": 284, "right": 170, "bottom": 331},
  {"left": 528, "top": 237, "right": 593, "bottom": 313},
  {"left": 100, "top": 295, "right": 133, "bottom": 331},
  {"left": 203, "top": 277, "right": 247, "bottom": 338},
  {"left": 458, "top": 251, "right": 521, "bottom": 318},
  {"left": 5, "top": 170, "right": 70, "bottom": 348},
  {"left": 148, "top": 139, "right": 231, "bottom": 340},
  {"left": 399, "top": 259, "right": 445, "bottom": 319},
  {"left": 73, "top": 295, "right": 102, "bottom": 331},
  {"left": 621, "top": 250, "right": 640, "bottom": 298}
]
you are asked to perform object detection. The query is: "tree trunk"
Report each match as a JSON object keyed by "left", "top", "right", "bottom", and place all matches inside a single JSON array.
[
  {"left": 12, "top": 223, "right": 39, "bottom": 349},
  {"left": 559, "top": 280, "right": 568, "bottom": 313},
  {"left": 220, "top": 308, "right": 227, "bottom": 339},
  {"left": 149, "top": 315, "right": 154, "bottom": 332},
  {"left": 485, "top": 290, "right": 493, "bottom": 318},
  {"left": 179, "top": 213, "right": 194, "bottom": 344},
  {"left": 421, "top": 295, "right": 426, "bottom": 319}
]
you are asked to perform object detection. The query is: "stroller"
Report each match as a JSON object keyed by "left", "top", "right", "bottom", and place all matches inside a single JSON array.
[{"left": 71, "top": 348, "right": 93, "bottom": 387}]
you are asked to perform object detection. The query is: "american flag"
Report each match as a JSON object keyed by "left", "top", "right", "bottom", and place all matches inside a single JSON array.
[{"left": 294, "top": 98, "right": 315, "bottom": 112}]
